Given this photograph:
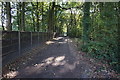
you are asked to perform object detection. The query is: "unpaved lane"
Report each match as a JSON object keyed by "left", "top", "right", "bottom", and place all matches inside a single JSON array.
[
  {"left": 15, "top": 37, "right": 83, "bottom": 78},
  {"left": 3, "top": 37, "right": 118, "bottom": 78}
]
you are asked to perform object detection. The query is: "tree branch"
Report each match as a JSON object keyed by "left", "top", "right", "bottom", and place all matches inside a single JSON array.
[{"left": 54, "top": 4, "right": 83, "bottom": 10}]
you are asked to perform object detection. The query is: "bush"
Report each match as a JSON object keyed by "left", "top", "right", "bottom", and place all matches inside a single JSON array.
[{"left": 81, "top": 40, "right": 120, "bottom": 73}]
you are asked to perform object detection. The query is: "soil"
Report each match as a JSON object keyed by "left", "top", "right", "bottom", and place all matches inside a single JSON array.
[{"left": 2, "top": 37, "right": 120, "bottom": 78}]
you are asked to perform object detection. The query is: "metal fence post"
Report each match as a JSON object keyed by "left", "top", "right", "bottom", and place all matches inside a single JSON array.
[
  {"left": 0, "top": 31, "right": 2, "bottom": 78},
  {"left": 38, "top": 32, "right": 39, "bottom": 45},
  {"left": 18, "top": 31, "right": 21, "bottom": 55},
  {"left": 31, "top": 32, "right": 32, "bottom": 48},
  {"left": 42, "top": 33, "right": 43, "bottom": 42}
]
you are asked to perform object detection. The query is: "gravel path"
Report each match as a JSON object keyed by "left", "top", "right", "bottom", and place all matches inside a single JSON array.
[{"left": 3, "top": 37, "right": 119, "bottom": 78}]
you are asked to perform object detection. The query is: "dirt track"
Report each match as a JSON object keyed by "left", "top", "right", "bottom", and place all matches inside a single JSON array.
[{"left": 3, "top": 37, "right": 119, "bottom": 78}]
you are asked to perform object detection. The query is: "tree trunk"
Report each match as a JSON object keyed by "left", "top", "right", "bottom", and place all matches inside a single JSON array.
[
  {"left": 6, "top": 2, "right": 12, "bottom": 31},
  {"left": 32, "top": 8, "right": 35, "bottom": 32},
  {"left": 31, "top": 2, "right": 36, "bottom": 32},
  {"left": 17, "top": 2, "right": 20, "bottom": 31},
  {"left": 21, "top": 2, "right": 25, "bottom": 31},
  {"left": 48, "top": 2, "right": 55, "bottom": 33},
  {"left": 82, "top": 2, "right": 90, "bottom": 45},
  {"left": 118, "top": 1, "right": 120, "bottom": 70},
  {"left": 41, "top": 2, "right": 44, "bottom": 30},
  {"left": 1, "top": 2, "right": 5, "bottom": 30},
  {"left": 36, "top": 2, "right": 39, "bottom": 32},
  {"left": 70, "top": 10, "right": 73, "bottom": 32}
]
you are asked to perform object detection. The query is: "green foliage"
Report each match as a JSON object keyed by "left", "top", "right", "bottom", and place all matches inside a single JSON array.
[
  {"left": 68, "top": 26, "right": 82, "bottom": 38},
  {"left": 1, "top": 2, "right": 119, "bottom": 73},
  {"left": 81, "top": 2, "right": 119, "bottom": 73}
]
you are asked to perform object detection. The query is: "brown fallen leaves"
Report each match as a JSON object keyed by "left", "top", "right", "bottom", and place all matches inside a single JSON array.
[{"left": 70, "top": 38, "right": 120, "bottom": 78}]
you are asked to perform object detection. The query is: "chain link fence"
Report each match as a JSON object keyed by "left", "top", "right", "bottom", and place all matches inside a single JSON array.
[{"left": 1, "top": 31, "right": 53, "bottom": 66}]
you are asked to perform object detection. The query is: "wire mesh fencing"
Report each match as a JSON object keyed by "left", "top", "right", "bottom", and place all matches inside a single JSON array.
[{"left": 1, "top": 31, "right": 53, "bottom": 66}]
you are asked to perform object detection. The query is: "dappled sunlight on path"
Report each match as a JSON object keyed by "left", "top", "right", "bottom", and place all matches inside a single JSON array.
[{"left": 3, "top": 37, "right": 118, "bottom": 78}]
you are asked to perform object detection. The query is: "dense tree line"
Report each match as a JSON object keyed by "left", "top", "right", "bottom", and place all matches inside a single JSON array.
[
  {"left": 81, "top": 2, "right": 120, "bottom": 73},
  {"left": 0, "top": 2, "right": 55, "bottom": 32}
]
